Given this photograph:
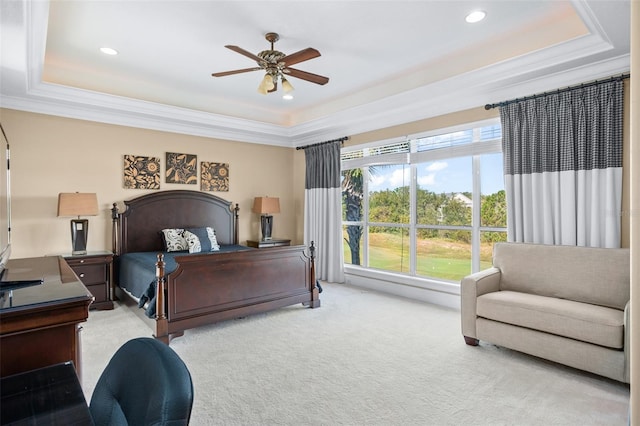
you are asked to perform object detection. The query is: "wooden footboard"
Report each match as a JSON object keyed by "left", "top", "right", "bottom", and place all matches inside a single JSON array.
[{"left": 154, "top": 243, "right": 318, "bottom": 344}]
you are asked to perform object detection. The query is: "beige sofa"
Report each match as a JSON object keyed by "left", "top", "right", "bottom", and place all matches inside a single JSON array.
[{"left": 461, "top": 242, "right": 630, "bottom": 383}]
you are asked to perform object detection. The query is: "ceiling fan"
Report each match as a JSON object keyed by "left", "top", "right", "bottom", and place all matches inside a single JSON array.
[{"left": 211, "top": 32, "right": 329, "bottom": 95}]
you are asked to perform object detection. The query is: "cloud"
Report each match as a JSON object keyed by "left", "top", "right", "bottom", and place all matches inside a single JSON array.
[
  {"left": 427, "top": 161, "right": 447, "bottom": 172},
  {"left": 369, "top": 174, "right": 386, "bottom": 188},
  {"left": 368, "top": 162, "right": 448, "bottom": 190},
  {"left": 389, "top": 168, "right": 410, "bottom": 187},
  {"left": 415, "top": 162, "right": 447, "bottom": 188},
  {"left": 417, "top": 173, "right": 436, "bottom": 186}
]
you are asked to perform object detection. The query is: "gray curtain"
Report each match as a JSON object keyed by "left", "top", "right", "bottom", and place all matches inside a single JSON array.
[
  {"left": 500, "top": 80, "right": 624, "bottom": 248},
  {"left": 303, "top": 141, "right": 344, "bottom": 283}
]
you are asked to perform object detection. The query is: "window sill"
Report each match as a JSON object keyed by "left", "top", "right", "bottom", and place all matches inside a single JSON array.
[{"left": 344, "top": 265, "right": 461, "bottom": 310}]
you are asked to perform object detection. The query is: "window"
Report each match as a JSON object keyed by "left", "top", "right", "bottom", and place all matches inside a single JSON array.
[
  {"left": 368, "top": 163, "right": 410, "bottom": 273},
  {"left": 341, "top": 121, "right": 506, "bottom": 283}
]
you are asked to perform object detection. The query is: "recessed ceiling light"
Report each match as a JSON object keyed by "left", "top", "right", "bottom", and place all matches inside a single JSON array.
[
  {"left": 283, "top": 94, "right": 294, "bottom": 100},
  {"left": 465, "top": 10, "right": 486, "bottom": 23},
  {"left": 100, "top": 47, "right": 118, "bottom": 55}
]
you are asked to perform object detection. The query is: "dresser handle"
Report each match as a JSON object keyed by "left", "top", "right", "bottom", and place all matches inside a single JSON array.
[{"left": 80, "top": 260, "right": 85, "bottom": 263}]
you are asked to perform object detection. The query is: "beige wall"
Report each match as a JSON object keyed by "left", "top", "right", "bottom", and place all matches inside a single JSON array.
[
  {"left": 345, "top": 106, "right": 499, "bottom": 148},
  {"left": 0, "top": 108, "right": 298, "bottom": 258}
]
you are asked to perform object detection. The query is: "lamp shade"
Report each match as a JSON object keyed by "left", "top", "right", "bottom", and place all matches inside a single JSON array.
[
  {"left": 281, "top": 77, "right": 294, "bottom": 93},
  {"left": 57, "top": 193, "right": 99, "bottom": 217},
  {"left": 257, "top": 74, "right": 275, "bottom": 94},
  {"left": 252, "top": 197, "right": 280, "bottom": 215}
]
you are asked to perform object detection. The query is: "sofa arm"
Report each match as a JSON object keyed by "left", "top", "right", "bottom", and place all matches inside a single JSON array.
[
  {"left": 461, "top": 267, "right": 501, "bottom": 342},
  {"left": 624, "top": 300, "right": 630, "bottom": 383}
]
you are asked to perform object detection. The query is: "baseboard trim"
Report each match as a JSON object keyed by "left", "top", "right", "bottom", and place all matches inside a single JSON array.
[{"left": 344, "top": 267, "right": 461, "bottom": 310}]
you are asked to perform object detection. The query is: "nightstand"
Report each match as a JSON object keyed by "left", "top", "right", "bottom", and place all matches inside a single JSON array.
[
  {"left": 63, "top": 251, "right": 114, "bottom": 310},
  {"left": 246, "top": 238, "right": 291, "bottom": 248}
]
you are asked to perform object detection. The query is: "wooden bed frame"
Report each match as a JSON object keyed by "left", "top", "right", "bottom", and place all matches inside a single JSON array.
[{"left": 111, "top": 190, "right": 319, "bottom": 343}]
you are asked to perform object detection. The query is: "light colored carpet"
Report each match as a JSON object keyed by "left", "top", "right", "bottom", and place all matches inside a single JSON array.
[{"left": 81, "top": 283, "right": 630, "bottom": 425}]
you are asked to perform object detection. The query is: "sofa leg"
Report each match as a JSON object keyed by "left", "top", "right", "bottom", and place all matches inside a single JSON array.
[{"left": 464, "top": 336, "right": 479, "bottom": 346}]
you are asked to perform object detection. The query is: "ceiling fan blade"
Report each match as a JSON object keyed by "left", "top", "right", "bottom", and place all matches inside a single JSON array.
[
  {"left": 281, "top": 48, "right": 321, "bottom": 67},
  {"left": 225, "top": 45, "right": 264, "bottom": 64},
  {"left": 211, "top": 67, "right": 262, "bottom": 77},
  {"left": 285, "top": 68, "right": 329, "bottom": 85}
]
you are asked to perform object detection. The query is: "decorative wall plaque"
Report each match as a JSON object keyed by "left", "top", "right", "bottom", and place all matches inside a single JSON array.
[
  {"left": 166, "top": 152, "right": 197, "bottom": 184},
  {"left": 123, "top": 155, "right": 161, "bottom": 189},
  {"left": 201, "top": 162, "right": 229, "bottom": 192}
]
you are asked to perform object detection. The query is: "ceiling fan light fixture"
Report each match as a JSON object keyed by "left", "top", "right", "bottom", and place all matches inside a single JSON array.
[
  {"left": 257, "top": 73, "right": 275, "bottom": 94},
  {"left": 212, "top": 32, "right": 329, "bottom": 95},
  {"left": 281, "top": 77, "right": 294, "bottom": 94}
]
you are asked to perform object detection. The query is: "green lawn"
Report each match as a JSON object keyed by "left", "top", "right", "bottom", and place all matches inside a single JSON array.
[{"left": 343, "top": 231, "right": 497, "bottom": 281}]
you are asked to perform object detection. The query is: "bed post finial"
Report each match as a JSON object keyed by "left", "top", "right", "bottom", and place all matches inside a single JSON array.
[
  {"left": 155, "top": 253, "right": 169, "bottom": 344},
  {"left": 111, "top": 203, "right": 120, "bottom": 255},
  {"left": 234, "top": 203, "right": 240, "bottom": 245},
  {"left": 155, "top": 253, "right": 166, "bottom": 321},
  {"left": 308, "top": 241, "right": 320, "bottom": 308}
]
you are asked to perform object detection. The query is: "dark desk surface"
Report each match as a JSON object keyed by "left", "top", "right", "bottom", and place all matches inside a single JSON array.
[
  {"left": 0, "top": 256, "right": 92, "bottom": 311},
  {"left": 0, "top": 361, "right": 94, "bottom": 425}
]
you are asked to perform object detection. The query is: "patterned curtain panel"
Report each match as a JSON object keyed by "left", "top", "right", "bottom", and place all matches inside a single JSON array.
[
  {"left": 500, "top": 80, "right": 624, "bottom": 248},
  {"left": 303, "top": 141, "right": 345, "bottom": 283}
]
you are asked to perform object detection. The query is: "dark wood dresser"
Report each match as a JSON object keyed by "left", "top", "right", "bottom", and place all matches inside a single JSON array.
[{"left": 0, "top": 256, "right": 93, "bottom": 379}]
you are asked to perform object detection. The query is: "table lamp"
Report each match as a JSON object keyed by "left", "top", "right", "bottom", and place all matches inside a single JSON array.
[
  {"left": 57, "top": 192, "right": 99, "bottom": 255},
  {"left": 252, "top": 196, "right": 280, "bottom": 241}
]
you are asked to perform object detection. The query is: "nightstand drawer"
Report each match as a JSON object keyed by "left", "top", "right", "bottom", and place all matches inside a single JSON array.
[
  {"left": 86, "top": 283, "right": 108, "bottom": 303},
  {"left": 62, "top": 252, "right": 114, "bottom": 311},
  {"left": 65, "top": 255, "right": 111, "bottom": 267},
  {"left": 70, "top": 264, "right": 106, "bottom": 285}
]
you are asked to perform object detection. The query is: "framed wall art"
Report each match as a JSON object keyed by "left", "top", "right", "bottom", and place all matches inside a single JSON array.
[
  {"left": 201, "top": 162, "right": 229, "bottom": 192},
  {"left": 166, "top": 152, "right": 197, "bottom": 184},
  {"left": 123, "top": 155, "right": 161, "bottom": 189}
]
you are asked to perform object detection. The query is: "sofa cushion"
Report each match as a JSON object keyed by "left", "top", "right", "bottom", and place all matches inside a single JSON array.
[
  {"left": 493, "top": 243, "right": 629, "bottom": 310},
  {"left": 476, "top": 291, "right": 624, "bottom": 349}
]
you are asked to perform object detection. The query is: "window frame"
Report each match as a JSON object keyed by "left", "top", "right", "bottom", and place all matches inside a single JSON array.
[{"left": 341, "top": 118, "right": 506, "bottom": 284}]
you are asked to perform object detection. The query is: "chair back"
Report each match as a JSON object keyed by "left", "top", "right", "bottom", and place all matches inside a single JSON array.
[{"left": 90, "top": 337, "right": 193, "bottom": 426}]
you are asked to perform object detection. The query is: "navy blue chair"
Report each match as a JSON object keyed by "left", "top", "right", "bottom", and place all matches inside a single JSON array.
[{"left": 89, "top": 337, "right": 194, "bottom": 426}]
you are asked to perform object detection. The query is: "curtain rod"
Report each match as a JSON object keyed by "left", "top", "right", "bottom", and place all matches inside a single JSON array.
[
  {"left": 296, "top": 136, "right": 349, "bottom": 150},
  {"left": 484, "top": 73, "right": 630, "bottom": 110}
]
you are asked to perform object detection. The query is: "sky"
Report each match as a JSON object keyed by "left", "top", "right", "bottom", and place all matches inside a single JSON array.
[{"left": 368, "top": 153, "right": 504, "bottom": 195}]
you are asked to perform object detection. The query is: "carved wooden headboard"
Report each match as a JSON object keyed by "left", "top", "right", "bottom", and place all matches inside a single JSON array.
[{"left": 112, "top": 190, "right": 239, "bottom": 255}]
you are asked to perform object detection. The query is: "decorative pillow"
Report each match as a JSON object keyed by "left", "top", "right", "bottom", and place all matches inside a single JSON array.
[
  {"left": 183, "top": 227, "right": 220, "bottom": 253},
  {"left": 161, "top": 228, "right": 188, "bottom": 252}
]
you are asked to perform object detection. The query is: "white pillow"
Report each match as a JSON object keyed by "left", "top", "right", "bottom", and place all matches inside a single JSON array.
[{"left": 161, "top": 228, "right": 188, "bottom": 252}]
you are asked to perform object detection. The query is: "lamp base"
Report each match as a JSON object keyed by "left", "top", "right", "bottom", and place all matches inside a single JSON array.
[
  {"left": 260, "top": 215, "right": 273, "bottom": 241},
  {"left": 70, "top": 218, "right": 89, "bottom": 255}
]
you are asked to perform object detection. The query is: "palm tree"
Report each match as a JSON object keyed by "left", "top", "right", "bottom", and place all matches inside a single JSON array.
[{"left": 341, "top": 169, "right": 363, "bottom": 265}]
